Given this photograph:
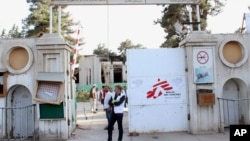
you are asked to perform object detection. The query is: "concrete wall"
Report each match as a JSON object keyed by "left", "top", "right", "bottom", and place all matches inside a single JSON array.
[
  {"left": 0, "top": 34, "right": 74, "bottom": 140},
  {"left": 36, "top": 34, "right": 72, "bottom": 140},
  {"left": 181, "top": 32, "right": 218, "bottom": 134},
  {"left": 0, "top": 38, "right": 37, "bottom": 138},
  {"left": 180, "top": 32, "right": 250, "bottom": 134},
  {"left": 79, "top": 56, "right": 127, "bottom": 85},
  {"left": 79, "top": 55, "right": 101, "bottom": 86},
  {"left": 213, "top": 34, "right": 250, "bottom": 131},
  {"left": 122, "top": 62, "right": 127, "bottom": 82}
]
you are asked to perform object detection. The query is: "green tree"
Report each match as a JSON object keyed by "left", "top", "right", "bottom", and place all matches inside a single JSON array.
[
  {"left": 0, "top": 29, "right": 6, "bottom": 38},
  {"left": 156, "top": 0, "right": 224, "bottom": 47},
  {"left": 118, "top": 39, "right": 145, "bottom": 56},
  {"left": 8, "top": 24, "right": 21, "bottom": 38},
  {"left": 93, "top": 43, "right": 117, "bottom": 56},
  {"left": 22, "top": 0, "right": 78, "bottom": 44},
  {"left": 0, "top": 24, "right": 21, "bottom": 38},
  {"left": 23, "top": 0, "right": 84, "bottom": 76}
]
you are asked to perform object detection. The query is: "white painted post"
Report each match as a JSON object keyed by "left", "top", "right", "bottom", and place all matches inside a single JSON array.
[
  {"left": 196, "top": 4, "right": 201, "bottom": 31},
  {"left": 187, "top": 5, "right": 193, "bottom": 31},
  {"left": 110, "top": 63, "right": 114, "bottom": 83},
  {"left": 58, "top": 6, "right": 62, "bottom": 34},
  {"left": 50, "top": 6, "right": 53, "bottom": 33}
]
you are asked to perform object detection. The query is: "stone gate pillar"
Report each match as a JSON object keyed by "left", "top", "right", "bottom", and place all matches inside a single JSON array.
[
  {"left": 180, "top": 31, "right": 218, "bottom": 134},
  {"left": 35, "top": 34, "right": 73, "bottom": 140}
]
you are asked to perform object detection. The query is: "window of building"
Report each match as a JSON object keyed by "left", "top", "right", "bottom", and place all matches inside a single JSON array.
[
  {"left": 0, "top": 73, "right": 7, "bottom": 97},
  {"left": 33, "top": 72, "right": 64, "bottom": 105}
]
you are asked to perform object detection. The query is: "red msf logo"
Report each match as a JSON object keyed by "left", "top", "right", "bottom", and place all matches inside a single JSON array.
[{"left": 147, "top": 78, "right": 173, "bottom": 99}]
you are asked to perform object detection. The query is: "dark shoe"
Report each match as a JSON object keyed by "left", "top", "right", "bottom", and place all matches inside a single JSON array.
[
  {"left": 117, "top": 139, "right": 122, "bottom": 141},
  {"left": 93, "top": 111, "right": 96, "bottom": 114}
]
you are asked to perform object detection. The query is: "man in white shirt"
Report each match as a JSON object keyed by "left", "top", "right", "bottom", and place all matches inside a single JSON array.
[
  {"left": 107, "top": 85, "right": 126, "bottom": 141},
  {"left": 103, "top": 86, "right": 112, "bottom": 130}
]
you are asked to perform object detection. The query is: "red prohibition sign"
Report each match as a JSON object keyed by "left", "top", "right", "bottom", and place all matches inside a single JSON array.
[{"left": 197, "top": 51, "right": 209, "bottom": 64}]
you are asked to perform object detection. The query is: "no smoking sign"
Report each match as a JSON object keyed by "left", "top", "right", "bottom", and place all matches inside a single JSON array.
[{"left": 196, "top": 51, "right": 209, "bottom": 64}]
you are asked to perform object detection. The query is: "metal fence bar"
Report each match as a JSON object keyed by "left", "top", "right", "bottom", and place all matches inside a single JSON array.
[
  {"left": 7, "top": 107, "right": 10, "bottom": 140},
  {"left": 234, "top": 101, "right": 237, "bottom": 124},
  {"left": 218, "top": 98, "right": 222, "bottom": 132},
  {"left": 218, "top": 97, "right": 250, "bottom": 129},
  {"left": 20, "top": 107, "right": 22, "bottom": 139},
  {"left": 218, "top": 97, "right": 250, "bottom": 101},
  {"left": 1, "top": 108, "right": 3, "bottom": 138},
  {"left": 226, "top": 100, "right": 229, "bottom": 126},
  {"left": 33, "top": 105, "right": 36, "bottom": 141},
  {"left": 26, "top": 106, "right": 28, "bottom": 138}
]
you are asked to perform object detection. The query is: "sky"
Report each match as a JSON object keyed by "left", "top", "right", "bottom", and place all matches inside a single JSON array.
[{"left": 0, "top": 0, "right": 249, "bottom": 55}]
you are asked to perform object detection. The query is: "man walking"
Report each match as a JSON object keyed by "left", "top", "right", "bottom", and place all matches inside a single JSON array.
[
  {"left": 89, "top": 84, "right": 97, "bottom": 113},
  {"left": 108, "top": 85, "right": 126, "bottom": 141}
]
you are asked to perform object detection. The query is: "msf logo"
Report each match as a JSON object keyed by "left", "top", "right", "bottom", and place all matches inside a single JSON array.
[{"left": 147, "top": 79, "right": 173, "bottom": 99}]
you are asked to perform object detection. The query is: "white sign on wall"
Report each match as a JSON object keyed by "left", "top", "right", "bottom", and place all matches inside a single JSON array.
[
  {"left": 193, "top": 47, "right": 214, "bottom": 84},
  {"left": 51, "top": 0, "right": 199, "bottom": 5},
  {"left": 130, "top": 76, "right": 186, "bottom": 105}
]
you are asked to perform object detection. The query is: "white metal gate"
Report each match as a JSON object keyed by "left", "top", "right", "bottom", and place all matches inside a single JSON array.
[
  {"left": 6, "top": 85, "right": 36, "bottom": 139},
  {"left": 222, "top": 80, "right": 239, "bottom": 126},
  {"left": 127, "top": 48, "right": 188, "bottom": 133},
  {"left": 219, "top": 79, "right": 250, "bottom": 128}
]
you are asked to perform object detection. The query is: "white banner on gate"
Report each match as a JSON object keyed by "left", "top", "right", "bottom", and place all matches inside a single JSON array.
[
  {"left": 127, "top": 48, "right": 187, "bottom": 106},
  {"left": 127, "top": 48, "right": 188, "bottom": 133}
]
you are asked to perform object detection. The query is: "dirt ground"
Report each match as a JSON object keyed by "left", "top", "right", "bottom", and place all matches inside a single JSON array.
[{"left": 69, "top": 102, "right": 229, "bottom": 141}]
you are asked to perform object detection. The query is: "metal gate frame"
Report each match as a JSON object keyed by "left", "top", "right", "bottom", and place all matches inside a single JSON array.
[
  {"left": 218, "top": 97, "right": 250, "bottom": 131},
  {"left": 0, "top": 104, "right": 36, "bottom": 140}
]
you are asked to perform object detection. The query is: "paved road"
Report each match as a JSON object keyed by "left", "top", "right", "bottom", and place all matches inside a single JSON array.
[{"left": 69, "top": 102, "right": 229, "bottom": 141}]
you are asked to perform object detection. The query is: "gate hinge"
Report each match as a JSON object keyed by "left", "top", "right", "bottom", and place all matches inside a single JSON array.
[
  {"left": 188, "top": 113, "right": 190, "bottom": 120},
  {"left": 68, "top": 119, "right": 71, "bottom": 126}
]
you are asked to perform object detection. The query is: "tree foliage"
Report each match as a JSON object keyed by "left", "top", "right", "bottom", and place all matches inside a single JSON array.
[
  {"left": 93, "top": 43, "right": 117, "bottom": 56},
  {"left": 118, "top": 39, "right": 145, "bottom": 56},
  {"left": 156, "top": 0, "right": 225, "bottom": 48},
  {"left": 22, "top": 0, "right": 78, "bottom": 44},
  {"left": 93, "top": 40, "right": 145, "bottom": 57},
  {"left": 0, "top": 24, "right": 21, "bottom": 38}
]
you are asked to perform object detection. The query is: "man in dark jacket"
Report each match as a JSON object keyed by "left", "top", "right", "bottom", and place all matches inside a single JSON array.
[{"left": 107, "top": 85, "right": 125, "bottom": 141}]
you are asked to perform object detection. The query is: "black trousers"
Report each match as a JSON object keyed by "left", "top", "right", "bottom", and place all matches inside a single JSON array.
[{"left": 108, "top": 113, "right": 123, "bottom": 141}]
